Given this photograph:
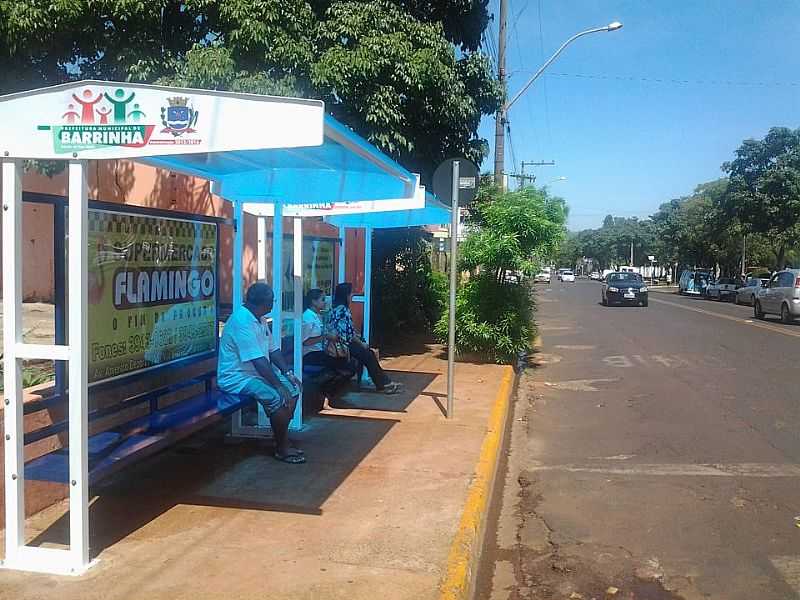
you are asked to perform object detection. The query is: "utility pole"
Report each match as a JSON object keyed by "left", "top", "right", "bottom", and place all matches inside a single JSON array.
[
  {"left": 493, "top": 0, "right": 508, "bottom": 187},
  {"left": 630, "top": 241, "right": 634, "bottom": 267},
  {"left": 741, "top": 234, "right": 747, "bottom": 277},
  {"left": 521, "top": 160, "right": 555, "bottom": 183}
]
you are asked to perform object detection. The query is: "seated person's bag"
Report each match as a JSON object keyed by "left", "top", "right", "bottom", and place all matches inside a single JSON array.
[{"left": 325, "top": 338, "right": 350, "bottom": 360}]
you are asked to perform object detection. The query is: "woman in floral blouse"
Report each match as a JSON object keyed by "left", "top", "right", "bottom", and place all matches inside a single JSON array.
[{"left": 328, "top": 282, "right": 402, "bottom": 394}]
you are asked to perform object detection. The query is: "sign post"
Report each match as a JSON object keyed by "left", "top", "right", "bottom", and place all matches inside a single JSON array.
[{"left": 433, "top": 159, "right": 479, "bottom": 419}]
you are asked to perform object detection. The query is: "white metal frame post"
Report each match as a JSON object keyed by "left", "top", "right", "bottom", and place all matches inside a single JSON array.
[
  {"left": 67, "top": 160, "right": 90, "bottom": 570},
  {"left": 2, "top": 159, "right": 92, "bottom": 575},
  {"left": 229, "top": 200, "right": 249, "bottom": 435},
  {"left": 2, "top": 159, "right": 25, "bottom": 568},
  {"left": 291, "top": 217, "right": 304, "bottom": 430},
  {"left": 257, "top": 216, "right": 267, "bottom": 280}
]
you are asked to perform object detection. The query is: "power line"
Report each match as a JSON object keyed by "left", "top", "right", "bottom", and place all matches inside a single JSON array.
[
  {"left": 537, "top": 0, "right": 553, "bottom": 152},
  {"left": 506, "top": 123, "right": 518, "bottom": 180},
  {"left": 526, "top": 71, "right": 800, "bottom": 87}
]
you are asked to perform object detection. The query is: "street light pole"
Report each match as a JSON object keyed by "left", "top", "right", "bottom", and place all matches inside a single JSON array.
[{"left": 493, "top": 21, "right": 623, "bottom": 187}]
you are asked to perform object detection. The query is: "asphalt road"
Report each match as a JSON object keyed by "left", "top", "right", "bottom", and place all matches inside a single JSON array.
[{"left": 477, "top": 279, "right": 800, "bottom": 600}]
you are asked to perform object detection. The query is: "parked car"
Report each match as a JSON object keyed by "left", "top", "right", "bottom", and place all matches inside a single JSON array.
[
  {"left": 706, "top": 277, "right": 740, "bottom": 301},
  {"left": 534, "top": 271, "right": 552, "bottom": 283},
  {"left": 602, "top": 272, "right": 648, "bottom": 306},
  {"left": 561, "top": 270, "right": 576, "bottom": 282},
  {"left": 589, "top": 271, "right": 601, "bottom": 281},
  {"left": 735, "top": 273, "right": 770, "bottom": 306},
  {"left": 754, "top": 269, "right": 800, "bottom": 323},
  {"left": 678, "top": 269, "right": 712, "bottom": 296}
]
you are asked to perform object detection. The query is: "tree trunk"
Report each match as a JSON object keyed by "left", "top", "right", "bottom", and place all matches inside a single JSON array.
[{"left": 776, "top": 241, "right": 786, "bottom": 271}]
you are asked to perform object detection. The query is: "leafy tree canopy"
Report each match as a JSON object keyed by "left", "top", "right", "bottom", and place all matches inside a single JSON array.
[
  {"left": 723, "top": 127, "right": 800, "bottom": 268},
  {"left": 0, "top": 0, "right": 501, "bottom": 179},
  {"left": 461, "top": 183, "right": 567, "bottom": 278}
]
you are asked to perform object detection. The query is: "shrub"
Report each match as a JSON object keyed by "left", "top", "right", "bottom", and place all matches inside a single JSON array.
[
  {"left": 435, "top": 273, "right": 534, "bottom": 363},
  {"left": 372, "top": 229, "right": 446, "bottom": 343}
]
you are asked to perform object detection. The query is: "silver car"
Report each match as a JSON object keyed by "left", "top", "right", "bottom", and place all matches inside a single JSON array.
[
  {"left": 735, "top": 275, "right": 769, "bottom": 306},
  {"left": 754, "top": 269, "right": 800, "bottom": 323}
]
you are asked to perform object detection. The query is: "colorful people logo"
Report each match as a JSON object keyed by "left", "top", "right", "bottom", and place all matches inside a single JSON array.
[
  {"left": 62, "top": 104, "right": 80, "bottom": 124},
  {"left": 96, "top": 105, "right": 112, "bottom": 124},
  {"left": 127, "top": 103, "right": 146, "bottom": 123},
  {"left": 71, "top": 89, "right": 103, "bottom": 124},
  {"left": 103, "top": 88, "right": 136, "bottom": 124}
]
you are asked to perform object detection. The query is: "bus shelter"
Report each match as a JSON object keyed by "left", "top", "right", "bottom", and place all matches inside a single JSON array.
[
  {"left": 0, "top": 80, "right": 417, "bottom": 575},
  {"left": 240, "top": 188, "right": 449, "bottom": 432}
]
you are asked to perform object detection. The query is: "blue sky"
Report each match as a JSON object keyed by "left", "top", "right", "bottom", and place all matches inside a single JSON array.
[{"left": 478, "top": 1, "right": 800, "bottom": 230}]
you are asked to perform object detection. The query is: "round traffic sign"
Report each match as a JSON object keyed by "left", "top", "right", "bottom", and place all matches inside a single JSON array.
[{"left": 433, "top": 158, "right": 480, "bottom": 206}]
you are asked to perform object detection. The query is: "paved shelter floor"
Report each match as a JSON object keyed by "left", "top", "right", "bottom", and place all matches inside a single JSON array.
[{"left": 0, "top": 348, "right": 508, "bottom": 600}]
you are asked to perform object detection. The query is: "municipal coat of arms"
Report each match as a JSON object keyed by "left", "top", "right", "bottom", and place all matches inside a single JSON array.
[{"left": 161, "top": 96, "right": 199, "bottom": 136}]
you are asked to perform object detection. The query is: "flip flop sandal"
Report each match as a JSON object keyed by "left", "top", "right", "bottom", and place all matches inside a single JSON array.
[
  {"left": 383, "top": 383, "right": 401, "bottom": 395},
  {"left": 274, "top": 452, "right": 306, "bottom": 464}
]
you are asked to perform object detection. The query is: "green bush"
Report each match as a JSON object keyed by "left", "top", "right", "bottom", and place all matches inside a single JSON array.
[
  {"left": 372, "top": 229, "right": 447, "bottom": 343},
  {"left": 435, "top": 274, "right": 534, "bottom": 363}
]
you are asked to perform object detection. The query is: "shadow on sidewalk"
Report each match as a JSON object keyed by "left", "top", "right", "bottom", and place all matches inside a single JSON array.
[{"left": 25, "top": 370, "right": 441, "bottom": 560}]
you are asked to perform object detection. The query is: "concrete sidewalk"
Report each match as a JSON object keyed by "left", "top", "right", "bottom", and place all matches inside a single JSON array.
[{"left": 0, "top": 348, "right": 512, "bottom": 600}]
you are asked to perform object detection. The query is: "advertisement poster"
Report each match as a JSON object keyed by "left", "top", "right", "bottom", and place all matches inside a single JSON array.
[{"left": 87, "top": 209, "right": 218, "bottom": 383}]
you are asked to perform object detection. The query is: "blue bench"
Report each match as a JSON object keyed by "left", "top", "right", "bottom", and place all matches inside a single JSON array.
[{"left": 23, "top": 371, "right": 257, "bottom": 485}]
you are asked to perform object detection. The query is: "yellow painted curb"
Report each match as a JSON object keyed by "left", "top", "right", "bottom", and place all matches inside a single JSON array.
[{"left": 439, "top": 365, "right": 516, "bottom": 600}]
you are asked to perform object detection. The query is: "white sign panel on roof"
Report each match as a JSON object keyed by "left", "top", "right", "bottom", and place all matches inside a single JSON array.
[
  {"left": 0, "top": 80, "right": 324, "bottom": 160},
  {"left": 242, "top": 183, "right": 426, "bottom": 218}
]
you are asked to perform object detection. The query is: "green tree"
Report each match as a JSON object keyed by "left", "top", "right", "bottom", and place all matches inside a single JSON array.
[
  {"left": 460, "top": 184, "right": 568, "bottom": 281},
  {"left": 0, "top": 0, "right": 501, "bottom": 180},
  {"left": 723, "top": 127, "right": 800, "bottom": 269},
  {"left": 435, "top": 184, "right": 568, "bottom": 363}
]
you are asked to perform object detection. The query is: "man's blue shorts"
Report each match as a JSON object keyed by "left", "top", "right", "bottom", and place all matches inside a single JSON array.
[{"left": 239, "top": 369, "right": 300, "bottom": 417}]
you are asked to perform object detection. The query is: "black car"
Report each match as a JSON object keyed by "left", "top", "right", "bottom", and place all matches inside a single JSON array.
[{"left": 601, "top": 272, "right": 648, "bottom": 307}]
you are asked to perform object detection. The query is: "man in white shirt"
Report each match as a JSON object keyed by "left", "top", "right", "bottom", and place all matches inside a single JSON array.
[{"left": 218, "top": 282, "right": 304, "bottom": 463}]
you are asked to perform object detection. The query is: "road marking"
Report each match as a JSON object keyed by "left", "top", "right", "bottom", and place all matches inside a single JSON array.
[
  {"left": 530, "top": 353, "right": 562, "bottom": 365},
  {"left": 649, "top": 296, "right": 800, "bottom": 339},
  {"left": 554, "top": 344, "right": 596, "bottom": 350},
  {"left": 538, "top": 325, "right": 573, "bottom": 331},
  {"left": 542, "top": 378, "right": 618, "bottom": 392},
  {"left": 770, "top": 556, "right": 800, "bottom": 596},
  {"left": 602, "top": 354, "right": 690, "bottom": 368},
  {"left": 528, "top": 463, "right": 800, "bottom": 477},
  {"left": 603, "top": 355, "right": 633, "bottom": 367},
  {"left": 589, "top": 454, "right": 636, "bottom": 461}
]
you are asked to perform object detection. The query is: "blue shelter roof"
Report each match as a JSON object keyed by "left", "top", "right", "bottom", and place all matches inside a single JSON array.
[{"left": 141, "top": 115, "right": 417, "bottom": 205}]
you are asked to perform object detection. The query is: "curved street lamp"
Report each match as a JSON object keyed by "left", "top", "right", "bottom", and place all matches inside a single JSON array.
[
  {"left": 506, "top": 22, "right": 623, "bottom": 111},
  {"left": 495, "top": 21, "right": 623, "bottom": 184}
]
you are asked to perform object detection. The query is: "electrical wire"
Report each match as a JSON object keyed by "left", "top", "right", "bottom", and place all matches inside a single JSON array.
[
  {"left": 537, "top": 0, "right": 553, "bottom": 152},
  {"left": 506, "top": 122, "right": 518, "bottom": 181},
  {"left": 530, "top": 71, "right": 800, "bottom": 87}
]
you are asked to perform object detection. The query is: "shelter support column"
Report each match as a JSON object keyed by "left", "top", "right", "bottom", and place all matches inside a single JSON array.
[
  {"left": 260, "top": 201, "right": 284, "bottom": 428},
  {"left": 338, "top": 226, "right": 346, "bottom": 284},
  {"left": 232, "top": 200, "right": 244, "bottom": 307},
  {"left": 67, "top": 160, "right": 90, "bottom": 569},
  {"left": 2, "top": 159, "right": 25, "bottom": 565},
  {"left": 291, "top": 218, "right": 303, "bottom": 430},
  {"left": 257, "top": 216, "right": 267, "bottom": 280},
  {"left": 363, "top": 226, "right": 373, "bottom": 345}
]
